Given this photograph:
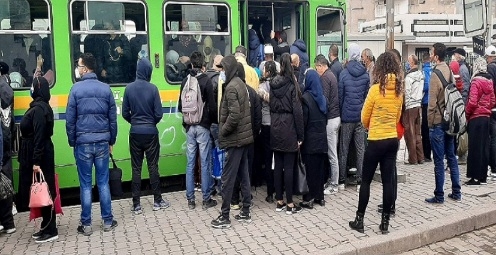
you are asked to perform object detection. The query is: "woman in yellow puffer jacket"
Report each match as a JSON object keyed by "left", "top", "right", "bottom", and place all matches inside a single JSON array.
[{"left": 349, "top": 51, "right": 404, "bottom": 235}]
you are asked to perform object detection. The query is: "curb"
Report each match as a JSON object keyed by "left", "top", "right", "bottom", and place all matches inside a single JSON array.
[{"left": 332, "top": 203, "right": 496, "bottom": 255}]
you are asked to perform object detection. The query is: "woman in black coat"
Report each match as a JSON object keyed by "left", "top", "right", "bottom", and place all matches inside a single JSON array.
[
  {"left": 299, "top": 69, "right": 328, "bottom": 208},
  {"left": 18, "top": 76, "right": 58, "bottom": 243},
  {"left": 270, "top": 53, "right": 304, "bottom": 214}
]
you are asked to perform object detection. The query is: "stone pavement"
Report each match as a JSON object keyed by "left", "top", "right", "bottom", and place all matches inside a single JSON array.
[
  {"left": 2, "top": 146, "right": 496, "bottom": 254},
  {"left": 401, "top": 224, "right": 496, "bottom": 255}
]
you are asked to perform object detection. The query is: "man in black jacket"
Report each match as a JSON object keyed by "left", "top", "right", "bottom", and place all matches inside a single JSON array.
[
  {"left": 269, "top": 30, "right": 290, "bottom": 62},
  {"left": 328, "top": 44, "right": 343, "bottom": 81},
  {"left": 211, "top": 55, "right": 253, "bottom": 229},
  {"left": 123, "top": 58, "right": 170, "bottom": 214},
  {"left": 178, "top": 52, "right": 218, "bottom": 211},
  {"left": 486, "top": 45, "right": 496, "bottom": 180}
]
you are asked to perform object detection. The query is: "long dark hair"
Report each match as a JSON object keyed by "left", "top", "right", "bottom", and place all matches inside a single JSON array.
[
  {"left": 279, "top": 53, "right": 301, "bottom": 96},
  {"left": 373, "top": 51, "right": 403, "bottom": 97},
  {"left": 262, "top": 61, "right": 277, "bottom": 81}
]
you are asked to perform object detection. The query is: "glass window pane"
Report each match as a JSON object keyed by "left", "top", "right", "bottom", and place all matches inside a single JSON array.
[
  {"left": 71, "top": 1, "right": 148, "bottom": 84},
  {"left": 0, "top": 0, "right": 53, "bottom": 89},
  {"left": 164, "top": 3, "right": 230, "bottom": 84},
  {"left": 316, "top": 8, "right": 344, "bottom": 60}
]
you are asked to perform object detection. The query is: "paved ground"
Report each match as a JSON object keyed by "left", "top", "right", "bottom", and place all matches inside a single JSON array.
[
  {"left": 401, "top": 224, "right": 496, "bottom": 255},
  {"left": 1, "top": 142, "right": 496, "bottom": 255}
]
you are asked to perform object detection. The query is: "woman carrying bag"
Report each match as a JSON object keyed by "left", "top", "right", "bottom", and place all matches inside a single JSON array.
[{"left": 18, "top": 75, "right": 58, "bottom": 243}]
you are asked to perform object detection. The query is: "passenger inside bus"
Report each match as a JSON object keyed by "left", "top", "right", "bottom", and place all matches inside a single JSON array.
[
  {"left": 166, "top": 50, "right": 189, "bottom": 82},
  {"left": 169, "top": 20, "right": 199, "bottom": 58},
  {"left": 199, "top": 36, "right": 221, "bottom": 70},
  {"left": 101, "top": 21, "right": 131, "bottom": 84}
]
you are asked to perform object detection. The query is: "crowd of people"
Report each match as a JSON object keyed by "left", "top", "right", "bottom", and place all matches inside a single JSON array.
[{"left": 1, "top": 35, "right": 496, "bottom": 244}]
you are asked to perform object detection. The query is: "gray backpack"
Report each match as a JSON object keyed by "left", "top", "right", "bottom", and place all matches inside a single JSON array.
[{"left": 180, "top": 74, "right": 204, "bottom": 125}]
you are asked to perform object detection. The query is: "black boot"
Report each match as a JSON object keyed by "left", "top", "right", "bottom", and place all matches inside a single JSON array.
[
  {"left": 349, "top": 212, "right": 364, "bottom": 233},
  {"left": 379, "top": 213, "right": 390, "bottom": 234}
]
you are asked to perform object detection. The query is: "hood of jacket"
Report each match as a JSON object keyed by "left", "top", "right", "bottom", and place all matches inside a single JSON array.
[
  {"left": 304, "top": 69, "right": 327, "bottom": 114},
  {"left": 292, "top": 39, "right": 307, "bottom": 53},
  {"left": 166, "top": 50, "right": 179, "bottom": 65},
  {"left": 473, "top": 74, "right": 494, "bottom": 95},
  {"left": 136, "top": 58, "right": 153, "bottom": 82},
  {"left": 347, "top": 60, "right": 367, "bottom": 78},
  {"left": 270, "top": 75, "right": 292, "bottom": 99},
  {"left": 31, "top": 76, "right": 51, "bottom": 103},
  {"left": 406, "top": 68, "right": 423, "bottom": 82},
  {"left": 221, "top": 55, "right": 238, "bottom": 84}
]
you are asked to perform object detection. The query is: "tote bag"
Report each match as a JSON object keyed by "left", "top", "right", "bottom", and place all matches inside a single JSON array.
[
  {"left": 29, "top": 171, "right": 53, "bottom": 208},
  {"left": 293, "top": 151, "right": 309, "bottom": 195}
]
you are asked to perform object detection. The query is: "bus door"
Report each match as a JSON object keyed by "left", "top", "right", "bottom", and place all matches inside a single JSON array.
[{"left": 316, "top": 7, "right": 345, "bottom": 60}]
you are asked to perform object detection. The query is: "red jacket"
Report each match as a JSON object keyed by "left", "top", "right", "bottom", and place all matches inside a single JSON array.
[{"left": 466, "top": 74, "right": 496, "bottom": 121}]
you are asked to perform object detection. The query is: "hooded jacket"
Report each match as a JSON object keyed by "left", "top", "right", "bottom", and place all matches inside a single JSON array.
[
  {"left": 338, "top": 60, "right": 370, "bottom": 123},
  {"left": 269, "top": 75, "right": 304, "bottom": 152},
  {"left": 422, "top": 62, "right": 432, "bottom": 105},
  {"left": 290, "top": 40, "right": 309, "bottom": 86},
  {"left": 66, "top": 72, "right": 117, "bottom": 146},
  {"left": 361, "top": 74, "right": 403, "bottom": 141},
  {"left": 248, "top": 29, "right": 261, "bottom": 67},
  {"left": 218, "top": 56, "right": 253, "bottom": 149},
  {"left": 404, "top": 67, "right": 424, "bottom": 109},
  {"left": 466, "top": 73, "right": 496, "bottom": 121},
  {"left": 320, "top": 68, "right": 340, "bottom": 119},
  {"left": 301, "top": 70, "right": 327, "bottom": 154},
  {"left": 122, "top": 59, "right": 163, "bottom": 134}
]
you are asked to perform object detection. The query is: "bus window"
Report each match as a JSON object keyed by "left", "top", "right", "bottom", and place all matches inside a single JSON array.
[
  {"left": 0, "top": 0, "right": 53, "bottom": 89},
  {"left": 70, "top": 0, "right": 148, "bottom": 85},
  {"left": 164, "top": 3, "right": 230, "bottom": 84},
  {"left": 316, "top": 8, "right": 344, "bottom": 61}
]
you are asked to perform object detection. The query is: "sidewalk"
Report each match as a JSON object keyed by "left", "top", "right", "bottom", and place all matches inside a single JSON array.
[{"left": 2, "top": 152, "right": 496, "bottom": 254}]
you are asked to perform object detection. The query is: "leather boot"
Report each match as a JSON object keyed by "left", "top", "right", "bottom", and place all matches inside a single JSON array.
[
  {"left": 379, "top": 213, "right": 390, "bottom": 234},
  {"left": 349, "top": 212, "right": 364, "bottom": 233}
]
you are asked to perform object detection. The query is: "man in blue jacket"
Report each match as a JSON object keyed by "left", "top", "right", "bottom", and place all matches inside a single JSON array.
[
  {"left": 66, "top": 53, "right": 118, "bottom": 236},
  {"left": 123, "top": 58, "right": 170, "bottom": 214},
  {"left": 338, "top": 43, "right": 369, "bottom": 192},
  {"left": 421, "top": 52, "right": 432, "bottom": 162}
]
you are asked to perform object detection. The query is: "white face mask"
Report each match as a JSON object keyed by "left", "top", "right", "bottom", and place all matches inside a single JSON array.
[
  {"left": 220, "top": 71, "right": 226, "bottom": 81},
  {"left": 75, "top": 67, "right": 81, "bottom": 79}
]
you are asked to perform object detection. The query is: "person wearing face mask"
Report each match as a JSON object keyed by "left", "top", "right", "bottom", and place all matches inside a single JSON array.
[
  {"left": 166, "top": 50, "right": 189, "bottom": 82},
  {"left": 199, "top": 36, "right": 221, "bottom": 70}
]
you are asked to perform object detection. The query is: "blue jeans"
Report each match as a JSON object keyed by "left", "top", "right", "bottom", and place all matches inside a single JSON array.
[
  {"left": 429, "top": 125, "right": 461, "bottom": 201},
  {"left": 185, "top": 125, "right": 213, "bottom": 201},
  {"left": 75, "top": 142, "right": 113, "bottom": 226}
]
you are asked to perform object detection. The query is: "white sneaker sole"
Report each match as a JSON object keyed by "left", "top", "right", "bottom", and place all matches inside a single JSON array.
[{"left": 35, "top": 235, "right": 59, "bottom": 243}]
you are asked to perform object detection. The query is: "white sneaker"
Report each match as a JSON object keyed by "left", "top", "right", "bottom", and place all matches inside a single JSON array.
[
  {"left": 0, "top": 225, "right": 3, "bottom": 232},
  {"left": 12, "top": 204, "right": 17, "bottom": 216},
  {"left": 338, "top": 184, "right": 345, "bottom": 190},
  {"left": 356, "top": 185, "right": 361, "bottom": 192},
  {"left": 491, "top": 173, "right": 496, "bottom": 181},
  {"left": 324, "top": 187, "right": 338, "bottom": 195}
]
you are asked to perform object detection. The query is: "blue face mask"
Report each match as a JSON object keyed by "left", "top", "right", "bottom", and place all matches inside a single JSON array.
[{"left": 220, "top": 71, "right": 226, "bottom": 81}]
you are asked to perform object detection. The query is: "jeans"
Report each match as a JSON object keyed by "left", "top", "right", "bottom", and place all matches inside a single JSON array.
[
  {"left": 221, "top": 146, "right": 251, "bottom": 218},
  {"left": 490, "top": 112, "right": 496, "bottom": 173},
  {"left": 429, "top": 125, "right": 461, "bottom": 201},
  {"left": 339, "top": 122, "right": 365, "bottom": 184},
  {"left": 130, "top": 133, "right": 162, "bottom": 206},
  {"left": 75, "top": 142, "right": 113, "bottom": 226},
  {"left": 185, "top": 125, "right": 213, "bottom": 202},
  {"left": 326, "top": 117, "right": 340, "bottom": 185}
]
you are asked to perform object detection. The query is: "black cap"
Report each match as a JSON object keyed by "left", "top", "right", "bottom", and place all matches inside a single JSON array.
[
  {"left": 0, "top": 62, "right": 8, "bottom": 75},
  {"left": 234, "top": 45, "right": 247, "bottom": 56},
  {"left": 453, "top": 48, "right": 466, "bottom": 57}
]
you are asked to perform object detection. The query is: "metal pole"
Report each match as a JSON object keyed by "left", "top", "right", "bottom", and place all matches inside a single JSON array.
[
  {"left": 272, "top": 3, "right": 275, "bottom": 31},
  {"left": 488, "top": 0, "right": 493, "bottom": 46},
  {"left": 386, "top": 0, "right": 395, "bottom": 50}
]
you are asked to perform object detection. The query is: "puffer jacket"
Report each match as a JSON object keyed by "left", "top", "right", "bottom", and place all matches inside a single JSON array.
[
  {"left": 404, "top": 68, "right": 424, "bottom": 109},
  {"left": 290, "top": 40, "right": 309, "bottom": 86},
  {"left": 361, "top": 74, "right": 403, "bottom": 141},
  {"left": 338, "top": 60, "right": 370, "bottom": 123},
  {"left": 422, "top": 62, "right": 431, "bottom": 105},
  {"left": 66, "top": 73, "right": 117, "bottom": 146},
  {"left": 466, "top": 73, "right": 495, "bottom": 121},
  {"left": 427, "top": 62, "right": 451, "bottom": 127},
  {"left": 218, "top": 56, "right": 253, "bottom": 149},
  {"left": 248, "top": 29, "right": 261, "bottom": 68},
  {"left": 269, "top": 75, "right": 304, "bottom": 152}
]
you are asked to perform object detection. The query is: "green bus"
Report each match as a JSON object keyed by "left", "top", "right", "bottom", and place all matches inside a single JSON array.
[{"left": 0, "top": 0, "right": 346, "bottom": 190}]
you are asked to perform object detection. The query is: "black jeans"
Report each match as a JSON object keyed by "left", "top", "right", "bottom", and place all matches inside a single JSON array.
[
  {"left": 261, "top": 125, "right": 274, "bottom": 196},
  {"left": 421, "top": 104, "right": 432, "bottom": 160},
  {"left": 357, "top": 138, "right": 398, "bottom": 215},
  {"left": 302, "top": 153, "right": 326, "bottom": 202},
  {"left": 221, "top": 146, "right": 251, "bottom": 218},
  {"left": 130, "top": 133, "right": 162, "bottom": 206},
  {"left": 274, "top": 151, "right": 296, "bottom": 204},
  {"left": 232, "top": 143, "right": 254, "bottom": 204},
  {"left": 490, "top": 112, "right": 496, "bottom": 173}
]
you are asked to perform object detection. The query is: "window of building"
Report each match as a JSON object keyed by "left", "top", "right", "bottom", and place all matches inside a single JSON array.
[
  {"left": 70, "top": 0, "right": 148, "bottom": 85},
  {"left": 0, "top": 0, "right": 54, "bottom": 89},
  {"left": 316, "top": 8, "right": 344, "bottom": 61},
  {"left": 164, "top": 3, "right": 230, "bottom": 84}
]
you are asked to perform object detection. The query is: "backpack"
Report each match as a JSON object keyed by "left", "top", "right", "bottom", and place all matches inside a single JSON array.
[
  {"left": 180, "top": 74, "right": 204, "bottom": 125},
  {"left": 9, "top": 72, "right": 23, "bottom": 88},
  {"left": 433, "top": 69, "right": 467, "bottom": 136}
]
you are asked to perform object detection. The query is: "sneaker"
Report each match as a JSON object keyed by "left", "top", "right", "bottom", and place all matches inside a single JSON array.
[
  {"left": 356, "top": 185, "right": 361, "bottom": 192},
  {"left": 194, "top": 183, "right": 201, "bottom": 192},
  {"left": 425, "top": 197, "right": 444, "bottom": 204},
  {"left": 202, "top": 199, "right": 218, "bottom": 210},
  {"left": 299, "top": 201, "right": 314, "bottom": 209},
  {"left": 0, "top": 225, "right": 3, "bottom": 232},
  {"left": 338, "top": 184, "right": 345, "bottom": 190},
  {"left": 265, "top": 195, "right": 274, "bottom": 203},
  {"left": 465, "top": 179, "right": 481, "bottom": 186},
  {"left": 276, "top": 202, "right": 287, "bottom": 212},
  {"left": 323, "top": 179, "right": 332, "bottom": 189},
  {"left": 153, "top": 199, "right": 171, "bottom": 211},
  {"left": 211, "top": 215, "right": 231, "bottom": 229},
  {"left": 211, "top": 189, "right": 218, "bottom": 197},
  {"left": 34, "top": 233, "right": 58, "bottom": 243},
  {"left": 324, "top": 187, "right": 338, "bottom": 195},
  {"left": 77, "top": 225, "right": 93, "bottom": 236},
  {"left": 234, "top": 212, "right": 252, "bottom": 223},
  {"left": 230, "top": 203, "right": 241, "bottom": 210},
  {"left": 286, "top": 205, "right": 302, "bottom": 215},
  {"left": 32, "top": 230, "right": 43, "bottom": 240},
  {"left": 448, "top": 193, "right": 462, "bottom": 202},
  {"left": 188, "top": 200, "right": 196, "bottom": 210},
  {"left": 3, "top": 228, "right": 15, "bottom": 234},
  {"left": 103, "top": 220, "right": 118, "bottom": 232},
  {"left": 480, "top": 179, "right": 487, "bottom": 185},
  {"left": 491, "top": 173, "right": 496, "bottom": 181},
  {"left": 12, "top": 204, "right": 17, "bottom": 216},
  {"left": 424, "top": 158, "right": 432, "bottom": 162},
  {"left": 132, "top": 204, "right": 143, "bottom": 215}
]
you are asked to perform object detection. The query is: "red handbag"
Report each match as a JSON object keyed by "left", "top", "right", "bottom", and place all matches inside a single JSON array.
[{"left": 29, "top": 171, "right": 53, "bottom": 208}]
